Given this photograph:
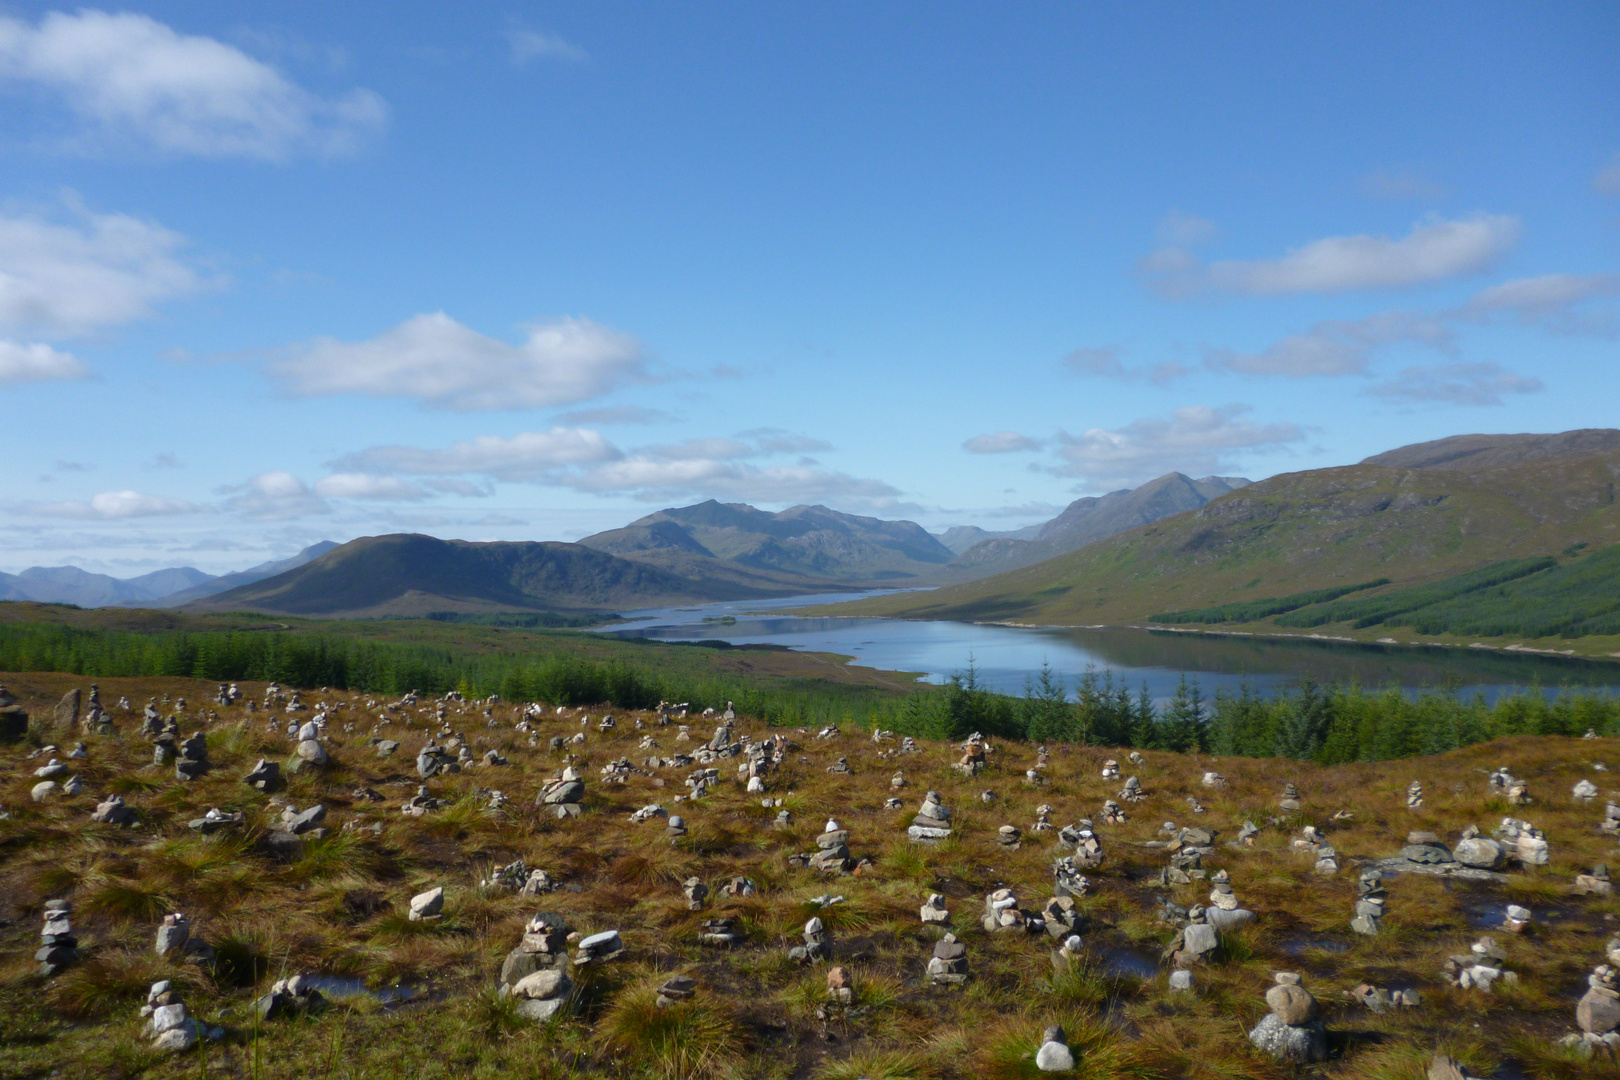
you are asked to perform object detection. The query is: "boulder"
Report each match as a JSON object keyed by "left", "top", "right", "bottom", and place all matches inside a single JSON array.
[{"left": 1247, "top": 1013, "right": 1327, "bottom": 1063}]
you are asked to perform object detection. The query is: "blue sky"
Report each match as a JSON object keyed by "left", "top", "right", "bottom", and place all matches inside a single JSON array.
[{"left": 0, "top": 2, "right": 1616, "bottom": 575}]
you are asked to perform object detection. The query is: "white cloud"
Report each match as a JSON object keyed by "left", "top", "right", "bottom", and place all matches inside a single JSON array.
[
  {"left": 1063, "top": 344, "right": 1191, "bottom": 385},
  {"left": 0, "top": 202, "right": 208, "bottom": 336},
  {"left": 1144, "top": 214, "right": 1520, "bottom": 296},
  {"left": 1368, "top": 362, "right": 1543, "bottom": 406},
  {"left": 333, "top": 428, "right": 621, "bottom": 481},
  {"left": 506, "top": 27, "right": 587, "bottom": 65},
  {"left": 0, "top": 10, "right": 386, "bottom": 159},
  {"left": 1596, "top": 152, "right": 1620, "bottom": 197},
  {"left": 0, "top": 339, "right": 85, "bottom": 382},
  {"left": 1206, "top": 311, "right": 1453, "bottom": 377},
  {"left": 1464, "top": 273, "right": 1620, "bottom": 336},
  {"left": 963, "top": 431, "right": 1042, "bottom": 454},
  {"left": 738, "top": 429, "right": 835, "bottom": 455},
  {"left": 1052, "top": 405, "right": 1302, "bottom": 489},
  {"left": 32, "top": 489, "right": 199, "bottom": 518},
  {"left": 271, "top": 312, "right": 645, "bottom": 410},
  {"left": 312, "top": 473, "right": 428, "bottom": 500},
  {"left": 225, "top": 471, "right": 330, "bottom": 520}
]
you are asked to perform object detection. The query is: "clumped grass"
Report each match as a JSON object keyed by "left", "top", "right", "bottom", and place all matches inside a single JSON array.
[
  {"left": 814, "top": 1049, "right": 942, "bottom": 1080},
  {"left": 599, "top": 983, "right": 748, "bottom": 1080},
  {"left": 974, "top": 1011, "right": 1153, "bottom": 1080}
]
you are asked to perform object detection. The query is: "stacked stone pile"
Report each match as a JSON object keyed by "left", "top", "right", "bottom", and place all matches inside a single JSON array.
[
  {"left": 1248, "top": 973, "right": 1327, "bottom": 1063},
  {"left": 1279, "top": 783, "right": 1302, "bottom": 812},
  {"left": 1101, "top": 799, "right": 1127, "bottom": 825},
  {"left": 1350, "top": 869, "right": 1386, "bottom": 935},
  {"left": 1454, "top": 825, "right": 1505, "bottom": 869},
  {"left": 682, "top": 878, "right": 708, "bottom": 910},
  {"left": 1204, "top": 869, "right": 1255, "bottom": 930},
  {"left": 1347, "top": 982, "right": 1421, "bottom": 1012},
  {"left": 981, "top": 888, "right": 1042, "bottom": 934},
  {"left": 790, "top": 918, "right": 831, "bottom": 963},
  {"left": 1574, "top": 779, "right": 1599, "bottom": 802},
  {"left": 1052, "top": 855, "right": 1092, "bottom": 897},
  {"left": 254, "top": 974, "right": 326, "bottom": 1021},
  {"left": 242, "top": 758, "right": 280, "bottom": 791},
  {"left": 1603, "top": 802, "right": 1620, "bottom": 835},
  {"left": 1563, "top": 963, "right": 1620, "bottom": 1057},
  {"left": 1443, "top": 936, "right": 1518, "bottom": 991},
  {"left": 920, "top": 893, "right": 950, "bottom": 924},
  {"left": 1577, "top": 864, "right": 1613, "bottom": 896},
  {"left": 1100, "top": 758, "right": 1119, "bottom": 780},
  {"left": 1059, "top": 823, "right": 1104, "bottom": 868},
  {"left": 499, "top": 913, "right": 569, "bottom": 991},
  {"left": 1164, "top": 905, "right": 1218, "bottom": 967},
  {"left": 656, "top": 975, "right": 697, "bottom": 1008},
  {"left": 1494, "top": 817, "right": 1549, "bottom": 865},
  {"left": 927, "top": 932, "right": 969, "bottom": 985},
  {"left": 1406, "top": 780, "right": 1423, "bottom": 810},
  {"left": 698, "top": 919, "right": 739, "bottom": 947},
  {"left": 1201, "top": 770, "right": 1226, "bottom": 788},
  {"left": 400, "top": 785, "right": 445, "bottom": 817},
  {"left": 92, "top": 793, "right": 136, "bottom": 825},
  {"left": 141, "top": 979, "right": 218, "bottom": 1052},
  {"left": 154, "top": 912, "right": 215, "bottom": 965},
  {"left": 1399, "top": 830, "right": 1454, "bottom": 865},
  {"left": 1031, "top": 804, "right": 1053, "bottom": 832},
  {"left": 997, "top": 825, "right": 1021, "bottom": 850},
  {"left": 1035, "top": 1024, "right": 1074, "bottom": 1072},
  {"left": 537, "top": 767, "right": 585, "bottom": 819},
  {"left": 37, "top": 900, "right": 79, "bottom": 976},
  {"left": 908, "top": 792, "right": 952, "bottom": 842},
  {"left": 1118, "top": 776, "right": 1145, "bottom": 802},
  {"left": 1041, "top": 895, "right": 1081, "bottom": 939},
  {"left": 574, "top": 929, "right": 624, "bottom": 966},
  {"left": 812, "top": 819, "right": 853, "bottom": 872}
]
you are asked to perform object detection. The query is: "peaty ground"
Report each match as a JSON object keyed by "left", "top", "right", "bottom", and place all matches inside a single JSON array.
[{"left": 1, "top": 671, "right": 1618, "bottom": 1080}]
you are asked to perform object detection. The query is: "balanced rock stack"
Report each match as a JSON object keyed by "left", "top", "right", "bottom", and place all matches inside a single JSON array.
[
  {"left": 920, "top": 893, "right": 950, "bottom": 923},
  {"left": 538, "top": 767, "right": 585, "bottom": 819},
  {"left": 790, "top": 917, "right": 831, "bottom": 963},
  {"left": 1205, "top": 869, "right": 1255, "bottom": 931},
  {"left": 574, "top": 929, "right": 625, "bottom": 966},
  {"left": 175, "top": 732, "right": 208, "bottom": 781},
  {"left": 1453, "top": 825, "right": 1505, "bottom": 869},
  {"left": 1165, "top": 905, "right": 1219, "bottom": 967},
  {"left": 812, "top": 819, "right": 853, "bottom": 872},
  {"left": 682, "top": 877, "right": 708, "bottom": 910},
  {"left": 1052, "top": 855, "right": 1092, "bottom": 897},
  {"left": 291, "top": 723, "right": 327, "bottom": 773},
  {"left": 1568, "top": 963, "right": 1620, "bottom": 1056},
  {"left": 699, "top": 918, "right": 739, "bottom": 947},
  {"left": 154, "top": 911, "right": 215, "bottom": 965},
  {"left": 1443, "top": 935, "right": 1517, "bottom": 991},
  {"left": 1119, "top": 776, "right": 1145, "bottom": 803},
  {"left": 927, "top": 932, "right": 969, "bottom": 985},
  {"left": 499, "top": 913, "right": 569, "bottom": 989},
  {"left": 1041, "top": 895, "right": 1081, "bottom": 939},
  {"left": 1350, "top": 869, "right": 1386, "bottom": 935},
  {"left": 1603, "top": 803, "right": 1620, "bottom": 835},
  {"left": 92, "top": 793, "right": 136, "bottom": 826},
  {"left": 997, "top": 825, "right": 1022, "bottom": 850},
  {"left": 1314, "top": 843, "right": 1340, "bottom": 876},
  {"left": 1577, "top": 865, "right": 1614, "bottom": 896},
  {"left": 981, "top": 888, "right": 1039, "bottom": 934},
  {"left": 37, "top": 899, "right": 79, "bottom": 976},
  {"left": 656, "top": 975, "right": 697, "bottom": 1009},
  {"left": 1574, "top": 779, "right": 1599, "bottom": 802},
  {"left": 1100, "top": 758, "right": 1119, "bottom": 780},
  {"left": 953, "top": 737, "right": 986, "bottom": 777},
  {"left": 1101, "top": 799, "right": 1127, "bottom": 825},
  {"left": 1060, "top": 823, "right": 1105, "bottom": 868},
  {"left": 254, "top": 974, "right": 327, "bottom": 1021},
  {"left": 142, "top": 979, "right": 215, "bottom": 1053},
  {"left": 1035, "top": 1024, "right": 1075, "bottom": 1072},
  {"left": 1031, "top": 804, "right": 1054, "bottom": 833},
  {"left": 1248, "top": 972, "right": 1327, "bottom": 1063},
  {"left": 908, "top": 791, "right": 952, "bottom": 843},
  {"left": 1501, "top": 904, "right": 1532, "bottom": 933},
  {"left": 1495, "top": 817, "right": 1549, "bottom": 865},
  {"left": 1236, "top": 820, "right": 1259, "bottom": 846},
  {"left": 1406, "top": 780, "right": 1423, "bottom": 810},
  {"left": 1279, "top": 783, "right": 1302, "bottom": 812}
]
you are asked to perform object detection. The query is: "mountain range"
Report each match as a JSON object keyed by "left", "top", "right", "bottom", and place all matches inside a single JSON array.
[
  {"left": 819, "top": 428, "right": 1620, "bottom": 633},
  {"left": 0, "top": 542, "right": 337, "bottom": 610}
]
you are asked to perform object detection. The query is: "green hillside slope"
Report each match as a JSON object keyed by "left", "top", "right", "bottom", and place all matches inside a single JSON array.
[{"left": 813, "top": 434, "right": 1620, "bottom": 634}]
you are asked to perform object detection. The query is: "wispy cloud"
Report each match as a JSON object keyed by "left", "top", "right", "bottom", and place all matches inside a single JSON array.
[
  {"left": 1050, "top": 405, "right": 1302, "bottom": 490},
  {"left": 333, "top": 428, "right": 620, "bottom": 481},
  {"left": 1368, "top": 362, "right": 1543, "bottom": 406},
  {"left": 506, "top": 27, "right": 587, "bottom": 65},
  {"left": 223, "top": 471, "right": 330, "bottom": 520},
  {"left": 0, "top": 10, "right": 386, "bottom": 159},
  {"left": 30, "top": 490, "right": 200, "bottom": 518},
  {"left": 963, "top": 431, "right": 1042, "bottom": 454},
  {"left": 269, "top": 313, "right": 645, "bottom": 411},
  {"left": 0, "top": 340, "right": 85, "bottom": 383},
  {"left": 1143, "top": 214, "right": 1520, "bottom": 297},
  {"left": 1063, "top": 345, "right": 1191, "bottom": 385},
  {"left": 553, "top": 405, "right": 676, "bottom": 426},
  {"left": 1206, "top": 312, "right": 1453, "bottom": 378},
  {"left": 312, "top": 473, "right": 428, "bottom": 500},
  {"left": 1463, "top": 273, "right": 1620, "bottom": 337}
]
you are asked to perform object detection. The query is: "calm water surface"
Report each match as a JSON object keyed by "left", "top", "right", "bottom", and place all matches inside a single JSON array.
[{"left": 599, "top": 592, "right": 1620, "bottom": 704}]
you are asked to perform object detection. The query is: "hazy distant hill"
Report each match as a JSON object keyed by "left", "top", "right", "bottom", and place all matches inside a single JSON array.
[
  {"left": 581, "top": 500, "right": 956, "bottom": 582},
  {"left": 186, "top": 533, "right": 845, "bottom": 618},
  {"left": 935, "top": 473, "right": 1250, "bottom": 581},
  {"left": 0, "top": 565, "right": 214, "bottom": 608},
  {"left": 935, "top": 523, "right": 1042, "bottom": 555},
  {"left": 153, "top": 541, "right": 340, "bottom": 607},
  {"left": 819, "top": 429, "right": 1620, "bottom": 630}
]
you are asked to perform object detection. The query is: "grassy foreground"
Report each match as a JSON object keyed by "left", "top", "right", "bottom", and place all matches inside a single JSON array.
[{"left": 2, "top": 671, "right": 1618, "bottom": 1079}]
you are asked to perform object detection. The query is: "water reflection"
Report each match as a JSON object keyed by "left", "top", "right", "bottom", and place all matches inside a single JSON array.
[{"left": 599, "top": 592, "right": 1620, "bottom": 703}]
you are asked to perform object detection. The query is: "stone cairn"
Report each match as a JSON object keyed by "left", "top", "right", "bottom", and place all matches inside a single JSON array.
[
  {"left": 790, "top": 917, "right": 831, "bottom": 964},
  {"left": 574, "top": 929, "right": 624, "bottom": 966},
  {"left": 254, "top": 974, "right": 327, "bottom": 1021},
  {"left": 1163, "top": 905, "right": 1219, "bottom": 967},
  {"left": 920, "top": 893, "right": 950, "bottom": 924},
  {"left": 812, "top": 818, "right": 853, "bottom": 872},
  {"left": 682, "top": 878, "right": 708, "bottom": 910},
  {"left": 1443, "top": 935, "right": 1517, "bottom": 991},
  {"left": 908, "top": 791, "right": 952, "bottom": 843},
  {"left": 1489, "top": 766, "right": 1532, "bottom": 805},
  {"left": 1236, "top": 820, "right": 1259, "bottom": 846},
  {"left": 1035, "top": 1024, "right": 1075, "bottom": 1071},
  {"left": 1577, "top": 864, "right": 1613, "bottom": 897},
  {"left": 1350, "top": 868, "right": 1386, "bottom": 935},
  {"left": 656, "top": 975, "right": 697, "bottom": 1009},
  {"left": 1118, "top": 775, "right": 1146, "bottom": 803},
  {"left": 1501, "top": 904, "right": 1533, "bottom": 933},
  {"left": 1399, "top": 830, "right": 1453, "bottom": 866},
  {"left": 154, "top": 912, "right": 215, "bottom": 965},
  {"left": 1574, "top": 779, "right": 1599, "bottom": 802},
  {"left": 37, "top": 899, "right": 79, "bottom": 976},
  {"left": 1052, "top": 856, "right": 1091, "bottom": 899},
  {"left": 927, "top": 932, "right": 969, "bottom": 985},
  {"left": 242, "top": 758, "right": 280, "bottom": 791},
  {"left": 1205, "top": 869, "right": 1255, "bottom": 931},
  {"left": 537, "top": 767, "right": 585, "bottom": 819},
  {"left": 1454, "top": 824, "right": 1506, "bottom": 869},
  {"left": 699, "top": 918, "right": 739, "bottom": 947},
  {"left": 1059, "top": 822, "right": 1104, "bottom": 868},
  {"left": 1563, "top": 962, "right": 1620, "bottom": 1057},
  {"left": 982, "top": 888, "right": 1041, "bottom": 934},
  {"left": 497, "top": 914, "right": 575, "bottom": 1021},
  {"left": 92, "top": 793, "right": 136, "bottom": 826},
  {"left": 1406, "top": 780, "right": 1423, "bottom": 810},
  {"left": 1347, "top": 982, "right": 1420, "bottom": 1012},
  {"left": 1279, "top": 783, "right": 1302, "bottom": 812},
  {"left": 1202, "top": 770, "right": 1227, "bottom": 788},
  {"left": 1603, "top": 802, "right": 1620, "bottom": 835},
  {"left": 1101, "top": 799, "right": 1127, "bottom": 825},
  {"left": 142, "top": 979, "right": 218, "bottom": 1053},
  {"left": 1248, "top": 972, "right": 1327, "bottom": 1063},
  {"left": 1031, "top": 804, "right": 1054, "bottom": 833},
  {"left": 1494, "top": 817, "right": 1549, "bottom": 865},
  {"left": 997, "top": 825, "right": 1022, "bottom": 851},
  {"left": 1100, "top": 758, "right": 1119, "bottom": 780}
]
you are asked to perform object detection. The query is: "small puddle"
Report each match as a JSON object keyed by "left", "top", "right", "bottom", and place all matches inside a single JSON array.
[
  {"left": 299, "top": 975, "right": 416, "bottom": 1004},
  {"left": 1098, "top": 947, "right": 1158, "bottom": 978},
  {"left": 1281, "top": 936, "right": 1352, "bottom": 956}
]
